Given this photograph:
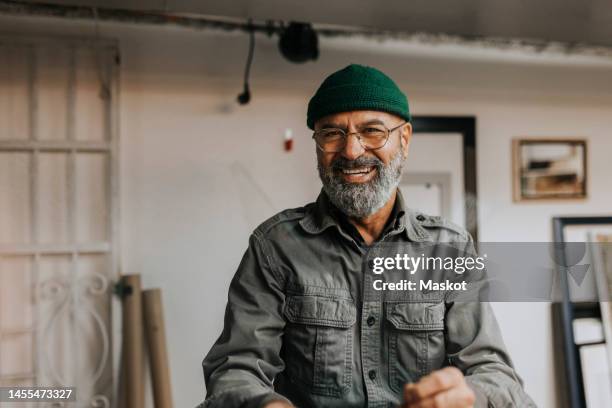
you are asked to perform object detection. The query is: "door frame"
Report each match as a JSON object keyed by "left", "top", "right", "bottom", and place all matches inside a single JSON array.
[{"left": 411, "top": 116, "right": 478, "bottom": 242}]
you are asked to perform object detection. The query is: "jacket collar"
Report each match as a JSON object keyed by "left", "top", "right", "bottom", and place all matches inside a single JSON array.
[{"left": 299, "top": 188, "right": 431, "bottom": 242}]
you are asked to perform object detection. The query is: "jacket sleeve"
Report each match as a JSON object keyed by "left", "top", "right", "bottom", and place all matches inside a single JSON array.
[
  {"left": 445, "top": 301, "right": 537, "bottom": 407},
  {"left": 445, "top": 238, "right": 537, "bottom": 407},
  {"left": 202, "top": 232, "right": 293, "bottom": 408}
]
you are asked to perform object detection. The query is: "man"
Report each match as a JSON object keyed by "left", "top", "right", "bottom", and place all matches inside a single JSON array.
[{"left": 201, "top": 64, "right": 535, "bottom": 408}]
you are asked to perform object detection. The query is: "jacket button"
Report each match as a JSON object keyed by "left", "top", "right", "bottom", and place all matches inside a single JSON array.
[
  {"left": 368, "top": 370, "right": 377, "bottom": 380},
  {"left": 416, "top": 214, "right": 426, "bottom": 222},
  {"left": 367, "top": 316, "right": 376, "bottom": 326}
]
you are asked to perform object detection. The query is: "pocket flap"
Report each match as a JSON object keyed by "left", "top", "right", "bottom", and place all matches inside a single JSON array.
[
  {"left": 385, "top": 302, "right": 444, "bottom": 330},
  {"left": 284, "top": 295, "right": 356, "bottom": 328}
]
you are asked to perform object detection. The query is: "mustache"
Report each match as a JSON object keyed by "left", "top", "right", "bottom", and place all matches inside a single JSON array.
[{"left": 330, "top": 156, "right": 383, "bottom": 171}]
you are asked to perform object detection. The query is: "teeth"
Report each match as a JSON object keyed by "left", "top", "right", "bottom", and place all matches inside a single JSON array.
[{"left": 342, "top": 167, "right": 373, "bottom": 175}]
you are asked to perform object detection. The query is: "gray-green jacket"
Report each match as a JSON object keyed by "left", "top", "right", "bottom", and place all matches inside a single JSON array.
[{"left": 201, "top": 190, "right": 535, "bottom": 408}]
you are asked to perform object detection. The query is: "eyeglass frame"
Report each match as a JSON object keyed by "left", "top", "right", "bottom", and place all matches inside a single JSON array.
[{"left": 312, "top": 120, "right": 408, "bottom": 153}]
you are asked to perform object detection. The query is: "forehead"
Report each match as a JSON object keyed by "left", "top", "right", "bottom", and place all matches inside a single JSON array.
[{"left": 314, "top": 110, "right": 400, "bottom": 128}]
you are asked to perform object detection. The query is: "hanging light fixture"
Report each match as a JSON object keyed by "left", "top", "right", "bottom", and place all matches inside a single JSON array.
[
  {"left": 237, "top": 20, "right": 319, "bottom": 105},
  {"left": 237, "top": 21, "right": 255, "bottom": 105},
  {"left": 278, "top": 22, "right": 319, "bottom": 63}
]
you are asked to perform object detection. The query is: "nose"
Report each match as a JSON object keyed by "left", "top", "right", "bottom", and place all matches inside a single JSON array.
[{"left": 340, "top": 132, "right": 365, "bottom": 160}]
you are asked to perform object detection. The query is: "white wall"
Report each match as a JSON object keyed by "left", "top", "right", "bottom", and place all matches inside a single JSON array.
[{"left": 2, "top": 14, "right": 612, "bottom": 408}]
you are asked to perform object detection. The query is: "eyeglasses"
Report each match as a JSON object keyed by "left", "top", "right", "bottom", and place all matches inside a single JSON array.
[{"left": 312, "top": 121, "right": 407, "bottom": 153}]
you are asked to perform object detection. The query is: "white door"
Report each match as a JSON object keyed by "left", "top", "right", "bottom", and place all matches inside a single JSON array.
[{"left": 0, "top": 37, "right": 119, "bottom": 408}]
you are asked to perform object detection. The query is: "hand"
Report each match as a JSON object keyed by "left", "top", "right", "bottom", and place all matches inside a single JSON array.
[
  {"left": 262, "top": 401, "right": 294, "bottom": 408},
  {"left": 400, "top": 367, "right": 475, "bottom": 408}
]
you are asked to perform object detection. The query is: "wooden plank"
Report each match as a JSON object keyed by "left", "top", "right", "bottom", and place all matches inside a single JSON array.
[
  {"left": 143, "top": 289, "right": 174, "bottom": 408},
  {"left": 119, "top": 274, "right": 144, "bottom": 408}
]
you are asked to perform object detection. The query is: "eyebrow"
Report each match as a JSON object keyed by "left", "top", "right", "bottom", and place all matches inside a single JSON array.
[
  {"left": 359, "top": 119, "right": 386, "bottom": 126},
  {"left": 319, "top": 119, "right": 386, "bottom": 129}
]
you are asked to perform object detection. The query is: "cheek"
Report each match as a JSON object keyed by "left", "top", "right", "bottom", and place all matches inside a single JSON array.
[
  {"left": 376, "top": 136, "right": 403, "bottom": 164},
  {"left": 317, "top": 152, "right": 336, "bottom": 169},
  {"left": 373, "top": 150, "right": 394, "bottom": 166}
]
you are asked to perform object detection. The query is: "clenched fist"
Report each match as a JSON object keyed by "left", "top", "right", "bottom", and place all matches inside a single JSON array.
[{"left": 400, "top": 367, "right": 475, "bottom": 408}]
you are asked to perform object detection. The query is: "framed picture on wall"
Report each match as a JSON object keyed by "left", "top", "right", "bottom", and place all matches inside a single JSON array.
[{"left": 513, "top": 138, "right": 587, "bottom": 201}]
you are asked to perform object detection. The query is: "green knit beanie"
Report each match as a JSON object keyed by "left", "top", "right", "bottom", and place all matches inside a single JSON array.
[{"left": 307, "top": 64, "right": 410, "bottom": 130}]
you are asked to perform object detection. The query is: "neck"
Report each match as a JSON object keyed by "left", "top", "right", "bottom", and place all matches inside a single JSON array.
[{"left": 348, "top": 190, "right": 397, "bottom": 245}]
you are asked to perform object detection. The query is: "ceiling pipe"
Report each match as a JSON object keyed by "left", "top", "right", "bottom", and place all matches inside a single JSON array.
[
  {"left": 0, "top": 0, "right": 349, "bottom": 37},
  {"left": 3, "top": 0, "right": 612, "bottom": 62}
]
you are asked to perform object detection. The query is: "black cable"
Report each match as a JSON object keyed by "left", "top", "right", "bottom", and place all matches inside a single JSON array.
[{"left": 237, "top": 21, "right": 255, "bottom": 105}]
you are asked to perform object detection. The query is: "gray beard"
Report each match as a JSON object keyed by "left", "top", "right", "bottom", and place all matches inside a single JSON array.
[{"left": 318, "top": 149, "right": 404, "bottom": 218}]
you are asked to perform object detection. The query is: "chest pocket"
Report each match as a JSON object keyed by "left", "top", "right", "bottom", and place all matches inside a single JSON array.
[
  {"left": 283, "top": 295, "right": 356, "bottom": 397},
  {"left": 385, "top": 301, "right": 446, "bottom": 394}
]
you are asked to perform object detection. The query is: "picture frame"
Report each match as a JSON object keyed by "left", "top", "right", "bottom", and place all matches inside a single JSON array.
[{"left": 513, "top": 138, "right": 587, "bottom": 201}]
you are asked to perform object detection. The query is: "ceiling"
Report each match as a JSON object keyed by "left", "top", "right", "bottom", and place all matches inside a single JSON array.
[{"left": 10, "top": 0, "right": 612, "bottom": 48}]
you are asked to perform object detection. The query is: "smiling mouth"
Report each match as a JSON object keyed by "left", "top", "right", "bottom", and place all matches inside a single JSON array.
[{"left": 340, "top": 166, "right": 375, "bottom": 175}]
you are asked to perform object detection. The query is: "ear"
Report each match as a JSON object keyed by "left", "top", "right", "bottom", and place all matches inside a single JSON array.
[{"left": 400, "top": 123, "right": 412, "bottom": 159}]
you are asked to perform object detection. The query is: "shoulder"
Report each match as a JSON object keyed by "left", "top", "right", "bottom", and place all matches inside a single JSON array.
[
  {"left": 252, "top": 202, "right": 314, "bottom": 239},
  {"left": 408, "top": 209, "right": 472, "bottom": 243}
]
